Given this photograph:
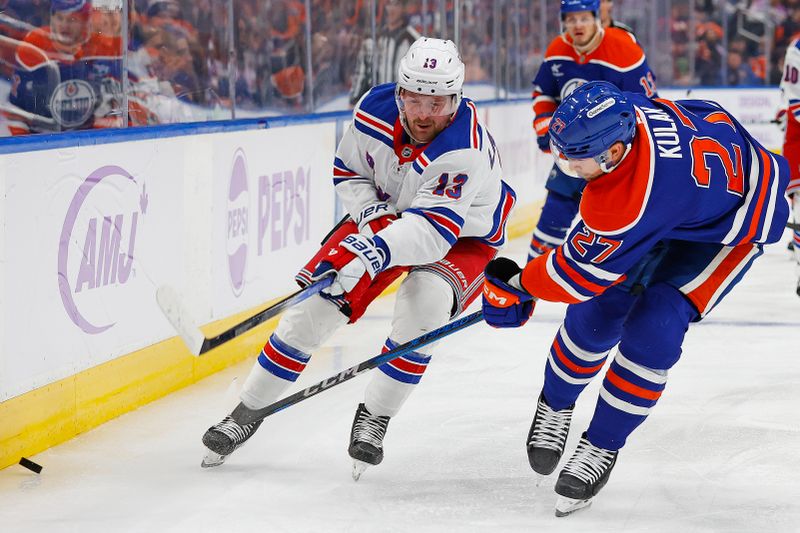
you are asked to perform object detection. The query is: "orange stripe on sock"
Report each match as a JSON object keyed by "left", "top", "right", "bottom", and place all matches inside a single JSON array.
[
  {"left": 553, "top": 339, "right": 605, "bottom": 375},
  {"left": 606, "top": 368, "right": 662, "bottom": 401}
]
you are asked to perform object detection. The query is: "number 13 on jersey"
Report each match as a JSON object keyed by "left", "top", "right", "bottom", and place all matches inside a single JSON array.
[{"left": 433, "top": 173, "right": 468, "bottom": 199}]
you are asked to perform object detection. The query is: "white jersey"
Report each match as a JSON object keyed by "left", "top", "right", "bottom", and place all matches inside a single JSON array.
[
  {"left": 333, "top": 83, "right": 516, "bottom": 268},
  {"left": 780, "top": 37, "right": 800, "bottom": 111}
]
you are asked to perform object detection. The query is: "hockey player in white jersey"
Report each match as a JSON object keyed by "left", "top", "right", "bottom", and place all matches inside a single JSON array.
[
  {"left": 779, "top": 37, "right": 800, "bottom": 295},
  {"left": 200, "top": 37, "right": 516, "bottom": 476}
]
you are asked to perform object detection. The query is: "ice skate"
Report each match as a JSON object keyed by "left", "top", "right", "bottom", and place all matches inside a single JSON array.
[
  {"left": 553, "top": 432, "right": 618, "bottom": 517},
  {"left": 348, "top": 403, "right": 390, "bottom": 481},
  {"left": 201, "top": 450, "right": 228, "bottom": 468},
  {"left": 526, "top": 392, "right": 574, "bottom": 479},
  {"left": 200, "top": 403, "right": 264, "bottom": 468},
  {"left": 351, "top": 460, "right": 370, "bottom": 481}
]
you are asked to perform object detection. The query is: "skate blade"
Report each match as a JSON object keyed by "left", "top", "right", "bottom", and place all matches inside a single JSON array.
[
  {"left": 201, "top": 450, "right": 228, "bottom": 468},
  {"left": 352, "top": 460, "right": 370, "bottom": 481},
  {"left": 555, "top": 496, "right": 592, "bottom": 517}
]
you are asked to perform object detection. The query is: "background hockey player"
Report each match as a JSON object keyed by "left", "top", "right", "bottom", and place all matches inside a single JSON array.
[
  {"left": 482, "top": 81, "right": 790, "bottom": 516},
  {"left": 3, "top": 0, "right": 123, "bottom": 135},
  {"left": 779, "top": 36, "right": 800, "bottom": 296},
  {"left": 527, "top": 0, "right": 657, "bottom": 263},
  {"left": 200, "top": 37, "right": 516, "bottom": 478}
]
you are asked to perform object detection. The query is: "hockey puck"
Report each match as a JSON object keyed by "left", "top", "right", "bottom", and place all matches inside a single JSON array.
[{"left": 19, "top": 457, "right": 42, "bottom": 474}]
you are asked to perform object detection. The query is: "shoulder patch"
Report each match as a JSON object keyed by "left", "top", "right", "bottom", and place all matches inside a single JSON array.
[
  {"left": 16, "top": 29, "right": 54, "bottom": 68},
  {"left": 356, "top": 83, "right": 400, "bottom": 125},
  {"left": 589, "top": 28, "right": 646, "bottom": 71},
  {"left": 545, "top": 36, "right": 578, "bottom": 61},
  {"left": 415, "top": 98, "right": 481, "bottom": 170},
  {"left": 580, "top": 111, "right": 654, "bottom": 234}
]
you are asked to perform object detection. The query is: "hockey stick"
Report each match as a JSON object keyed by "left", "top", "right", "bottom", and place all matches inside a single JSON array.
[
  {"left": 234, "top": 310, "right": 485, "bottom": 425},
  {"left": 788, "top": 221, "right": 800, "bottom": 232},
  {"left": 157, "top": 217, "right": 351, "bottom": 356},
  {"left": 156, "top": 275, "right": 334, "bottom": 356}
]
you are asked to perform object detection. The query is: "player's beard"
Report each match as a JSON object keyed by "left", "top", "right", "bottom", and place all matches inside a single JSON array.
[{"left": 409, "top": 119, "right": 437, "bottom": 143}]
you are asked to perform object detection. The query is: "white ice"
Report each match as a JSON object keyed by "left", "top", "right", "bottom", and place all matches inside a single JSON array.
[{"left": 2, "top": 234, "right": 799, "bottom": 533}]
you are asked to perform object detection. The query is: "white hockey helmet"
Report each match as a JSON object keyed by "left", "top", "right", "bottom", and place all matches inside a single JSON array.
[{"left": 396, "top": 37, "right": 465, "bottom": 116}]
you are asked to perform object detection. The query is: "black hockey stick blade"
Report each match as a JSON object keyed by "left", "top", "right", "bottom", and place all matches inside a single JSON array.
[
  {"left": 788, "top": 221, "right": 800, "bottom": 232},
  {"left": 235, "top": 310, "right": 485, "bottom": 425},
  {"left": 156, "top": 276, "right": 334, "bottom": 356}
]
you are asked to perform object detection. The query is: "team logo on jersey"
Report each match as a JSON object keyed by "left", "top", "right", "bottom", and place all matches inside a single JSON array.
[
  {"left": 401, "top": 146, "right": 413, "bottom": 158},
  {"left": 560, "top": 78, "right": 587, "bottom": 100},
  {"left": 551, "top": 117, "right": 567, "bottom": 134},
  {"left": 49, "top": 79, "right": 97, "bottom": 129}
]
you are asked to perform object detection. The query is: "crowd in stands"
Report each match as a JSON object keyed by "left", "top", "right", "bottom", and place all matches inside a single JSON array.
[
  {"left": 669, "top": 0, "right": 800, "bottom": 87},
  {"left": 1, "top": 0, "right": 799, "bottom": 135}
]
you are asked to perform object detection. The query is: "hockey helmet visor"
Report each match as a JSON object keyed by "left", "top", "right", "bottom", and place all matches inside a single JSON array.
[{"left": 549, "top": 81, "right": 636, "bottom": 177}]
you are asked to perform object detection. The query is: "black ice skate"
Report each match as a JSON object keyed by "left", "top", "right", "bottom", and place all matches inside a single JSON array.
[
  {"left": 201, "top": 403, "right": 264, "bottom": 468},
  {"left": 526, "top": 392, "right": 574, "bottom": 478},
  {"left": 554, "top": 432, "right": 618, "bottom": 517},
  {"left": 348, "top": 403, "right": 390, "bottom": 481}
]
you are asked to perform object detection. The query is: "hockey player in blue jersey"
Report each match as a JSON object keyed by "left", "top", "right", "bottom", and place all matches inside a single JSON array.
[
  {"left": 528, "top": 0, "right": 657, "bottom": 263},
  {"left": 4, "top": 0, "right": 124, "bottom": 135},
  {"left": 200, "top": 38, "right": 516, "bottom": 478},
  {"left": 482, "top": 81, "right": 790, "bottom": 516}
]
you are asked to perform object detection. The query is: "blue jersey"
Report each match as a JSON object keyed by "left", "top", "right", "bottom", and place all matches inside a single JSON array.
[
  {"left": 7, "top": 27, "right": 121, "bottom": 134},
  {"left": 532, "top": 27, "right": 657, "bottom": 145},
  {"left": 521, "top": 94, "right": 791, "bottom": 304}
]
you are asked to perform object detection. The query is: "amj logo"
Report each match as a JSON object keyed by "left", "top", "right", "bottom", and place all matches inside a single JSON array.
[{"left": 58, "top": 165, "right": 147, "bottom": 334}]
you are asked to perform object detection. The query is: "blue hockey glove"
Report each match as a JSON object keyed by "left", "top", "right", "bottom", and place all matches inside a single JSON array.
[
  {"left": 533, "top": 113, "right": 553, "bottom": 153},
  {"left": 536, "top": 131, "right": 551, "bottom": 153},
  {"left": 482, "top": 257, "right": 536, "bottom": 328}
]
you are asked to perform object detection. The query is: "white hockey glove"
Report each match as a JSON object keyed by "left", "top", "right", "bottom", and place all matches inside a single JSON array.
[{"left": 310, "top": 233, "right": 389, "bottom": 296}]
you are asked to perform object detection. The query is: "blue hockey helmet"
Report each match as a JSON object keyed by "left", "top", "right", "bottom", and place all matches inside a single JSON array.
[
  {"left": 560, "top": 0, "right": 600, "bottom": 16},
  {"left": 549, "top": 81, "right": 636, "bottom": 176}
]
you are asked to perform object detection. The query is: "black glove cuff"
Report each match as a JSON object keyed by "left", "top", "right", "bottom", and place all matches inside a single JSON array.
[{"left": 485, "top": 257, "right": 523, "bottom": 283}]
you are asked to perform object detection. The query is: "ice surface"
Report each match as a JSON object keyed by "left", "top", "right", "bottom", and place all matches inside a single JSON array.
[{"left": 2, "top": 234, "right": 798, "bottom": 532}]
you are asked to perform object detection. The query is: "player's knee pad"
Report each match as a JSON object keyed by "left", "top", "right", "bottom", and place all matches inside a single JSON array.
[
  {"left": 274, "top": 294, "right": 348, "bottom": 354},
  {"left": 619, "top": 283, "right": 697, "bottom": 370},
  {"left": 563, "top": 286, "right": 636, "bottom": 352},
  {"left": 390, "top": 270, "right": 453, "bottom": 345}
]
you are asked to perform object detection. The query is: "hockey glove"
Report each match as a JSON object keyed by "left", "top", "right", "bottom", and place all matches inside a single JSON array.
[
  {"left": 774, "top": 108, "right": 787, "bottom": 133},
  {"left": 355, "top": 202, "right": 398, "bottom": 238},
  {"left": 533, "top": 113, "right": 553, "bottom": 153},
  {"left": 482, "top": 257, "right": 536, "bottom": 328},
  {"left": 311, "top": 233, "right": 389, "bottom": 296}
]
